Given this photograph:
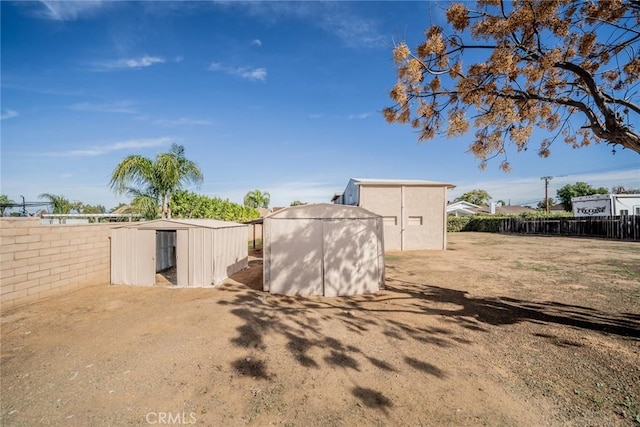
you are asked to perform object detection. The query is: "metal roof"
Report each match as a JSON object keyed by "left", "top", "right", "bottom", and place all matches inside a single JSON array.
[
  {"left": 265, "top": 203, "right": 381, "bottom": 219},
  {"left": 351, "top": 178, "right": 455, "bottom": 188},
  {"left": 114, "top": 218, "right": 246, "bottom": 230}
]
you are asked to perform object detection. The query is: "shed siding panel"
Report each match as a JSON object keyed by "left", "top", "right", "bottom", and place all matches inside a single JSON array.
[
  {"left": 267, "top": 219, "right": 323, "bottom": 296},
  {"left": 323, "top": 219, "right": 380, "bottom": 297},
  {"left": 211, "top": 227, "right": 248, "bottom": 285},
  {"left": 176, "top": 230, "right": 189, "bottom": 286}
]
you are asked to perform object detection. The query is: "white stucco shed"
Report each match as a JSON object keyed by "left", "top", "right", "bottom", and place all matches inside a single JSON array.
[
  {"left": 263, "top": 204, "right": 385, "bottom": 297},
  {"left": 111, "top": 219, "right": 248, "bottom": 287}
]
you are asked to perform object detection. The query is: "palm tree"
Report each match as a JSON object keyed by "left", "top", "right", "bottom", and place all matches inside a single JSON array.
[
  {"left": 109, "top": 144, "right": 203, "bottom": 219},
  {"left": 38, "top": 193, "right": 79, "bottom": 214},
  {"left": 244, "top": 189, "right": 270, "bottom": 209}
]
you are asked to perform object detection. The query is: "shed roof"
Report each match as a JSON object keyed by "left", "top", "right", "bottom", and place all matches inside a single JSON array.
[
  {"left": 351, "top": 178, "right": 455, "bottom": 189},
  {"left": 266, "top": 203, "right": 381, "bottom": 220},
  {"left": 114, "top": 218, "right": 246, "bottom": 230}
]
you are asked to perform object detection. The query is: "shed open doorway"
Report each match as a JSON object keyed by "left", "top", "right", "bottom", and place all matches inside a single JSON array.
[{"left": 155, "top": 230, "right": 178, "bottom": 286}]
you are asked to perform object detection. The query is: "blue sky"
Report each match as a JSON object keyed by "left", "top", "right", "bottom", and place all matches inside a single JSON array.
[{"left": 1, "top": 1, "right": 638, "bottom": 212}]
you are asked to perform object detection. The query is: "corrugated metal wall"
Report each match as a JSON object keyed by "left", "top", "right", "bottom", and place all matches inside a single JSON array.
[
  {"left": 111, "top": 222, "right": 248, "bottom": 287},
  {"left": 111, "top": 228, "right": 155, "bottom": 285}
]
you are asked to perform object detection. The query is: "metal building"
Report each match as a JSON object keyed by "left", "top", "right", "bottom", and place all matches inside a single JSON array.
[
  {"left": 333, "top": 178, "right": 455, "bottom": 250},
  {"left": 111, "top": 219, "right": 248, "bottom": 287},
  {"left": 263, "top": 204, "right": 385, "bottom": 297}
]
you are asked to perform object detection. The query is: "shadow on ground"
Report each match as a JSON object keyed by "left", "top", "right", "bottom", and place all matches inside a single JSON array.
[{"left": 220, "top": 254, "right": 639, "bottom": 411}]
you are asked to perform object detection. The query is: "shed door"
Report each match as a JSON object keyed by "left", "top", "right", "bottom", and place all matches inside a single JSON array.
[
  {"left": 268, "top": 219, "right": 323, "bottom": 296},
  {"left": 111, "top": 228, "right": 155, "bottom": 285},
  {"left": 323, "top": 219, "right": 380, "bottom": 297},
  {"left": 135, "top": 229, "right": 156, "bottom": 285}
]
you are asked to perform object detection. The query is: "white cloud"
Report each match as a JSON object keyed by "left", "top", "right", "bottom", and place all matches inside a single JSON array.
[
  {"left": 240, "top": 68, "right": 267, "bottom": 81},
  {"left": 347, "top": 113, "right": 371, "bottom": 120},
  {"left": 251, "top": 39, "right": 262, "bottom": 47},
  {"left": 42, "top": 137, "right": 172, "bottom": 157},
  {"left": 1, "top": 109, "right": 19, "bottom": 120},
  {"left": 69, "top": 101, "right": 136, "bottom": 114},
  {"left": 318, "top": 10, "right": 386, "bottom": 49},
  {"left": 92, "top": 55, "right": 166, "bottom": 71},
  {"left": 308, "top": 112, "right": 371, "bottom": 120},
  {"left": 127, "top": 56, "right": 165, "bottom": 67},
  {"left": 37, "top": 0, "right": 105, "bottom": 21},
  {"left": 231, "top": 2, "right": 386, "bottom": 49},
  {"left": 208, "top": 62, "right": 267, "bottom": 82},
  {"left": 153, "top": 117, "right": 212, "bottom": 126}
]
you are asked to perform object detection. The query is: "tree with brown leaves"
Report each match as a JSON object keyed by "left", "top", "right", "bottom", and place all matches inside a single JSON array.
[{"left": 384, "top": 0, "right": 640, "bottom": 170}]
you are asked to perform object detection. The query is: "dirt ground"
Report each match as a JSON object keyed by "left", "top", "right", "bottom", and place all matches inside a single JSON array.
[{"left": 1, "top": 232, "right": 639, "bottom": 426}]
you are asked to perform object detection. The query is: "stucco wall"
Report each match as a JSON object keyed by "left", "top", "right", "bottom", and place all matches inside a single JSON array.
[
  {"left": 359, "top": 186, "right": 402, "bottom": 251},
  {"left": 403, "top": 186, "right": 447, "bottom": 250},
  {"left": 1, "top": 218, "right": 114, "bottom": 310},
  {"left": 359, "top": 185, "right": 448, "bottom": 250}
]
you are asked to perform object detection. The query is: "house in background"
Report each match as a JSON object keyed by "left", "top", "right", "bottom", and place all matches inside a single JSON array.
[
  {"left": 446, "top": 200, "right": 480, "bottom": 217},
  {"left": 447, "top": 200, "right": 537, "bottom": 216},
  {"left": 332, "top": 178, "right": 455, "bottom": 251},
  {"left": 549, "top": 203, "right": 567, "bottom": 213},
  {"left": 476, "top": 204, "right": 537, "bottom": 215}
]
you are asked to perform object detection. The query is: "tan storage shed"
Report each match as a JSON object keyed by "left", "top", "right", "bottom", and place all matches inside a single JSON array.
[
  {"left": 263, "top": 204, "right": 385, "bottom": 297},
  {"left": 111, "top": 219, "right": 248, "bottom": 287}
]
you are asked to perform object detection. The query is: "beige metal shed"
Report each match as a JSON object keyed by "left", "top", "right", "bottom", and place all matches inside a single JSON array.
[
  {"left": 111, "top": 219, "right": 248, "bottom": 287},
  {"left": 263, "top": 204, "right": 385, "bottom": 297}
]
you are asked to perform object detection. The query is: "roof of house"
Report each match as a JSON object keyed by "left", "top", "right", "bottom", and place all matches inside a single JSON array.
[
  {"left": 549, "top": 203, "right": 566, "bottom": 211},
  {"left": 446, "top": 200, "right": 481, "bottom": 215},
  {"left": 447, "top": 200, "right": 481, "bottom": 209},
  {"left": 475, "top": 205, "right": 537, "bottom": 215},
  {"left": 350, "top": 178, "right": 455, "bottom": 189}
]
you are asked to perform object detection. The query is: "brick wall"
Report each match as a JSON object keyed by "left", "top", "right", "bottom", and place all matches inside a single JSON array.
[{"left": 1, "top": 218, "right": 114, "bottom": 310}]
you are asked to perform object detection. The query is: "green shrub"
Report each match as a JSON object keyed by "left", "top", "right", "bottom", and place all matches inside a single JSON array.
[
  {"left": 170, "top": 190, "right": 260, "bottom": 222},
  {"left": 465, "top": 216, "right": 503, "bottom": 232},
  {"left": 447, "top": 216, "right": 471, "bottom": 232},
  {"left": 447, "top": 212, "right": 573, "bottom": 233}
]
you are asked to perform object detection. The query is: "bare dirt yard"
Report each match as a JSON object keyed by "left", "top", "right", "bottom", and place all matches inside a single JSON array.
[{"left": 1, "top": 232, "right": 639, "bottom": 426}]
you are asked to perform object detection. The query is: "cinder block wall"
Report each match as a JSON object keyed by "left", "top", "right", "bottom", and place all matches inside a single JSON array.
[{"left": 1, "top": 218, "right": 114, "bottom": 310}]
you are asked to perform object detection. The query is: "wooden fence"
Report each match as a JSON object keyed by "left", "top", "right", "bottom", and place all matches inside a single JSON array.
[{"left": 500, "top": 216, "right": 640, "bottom": 241}]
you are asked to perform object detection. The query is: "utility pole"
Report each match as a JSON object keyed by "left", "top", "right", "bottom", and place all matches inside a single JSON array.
[{"left": 540, "top": 177, "right": 552, "bottom": 214}]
